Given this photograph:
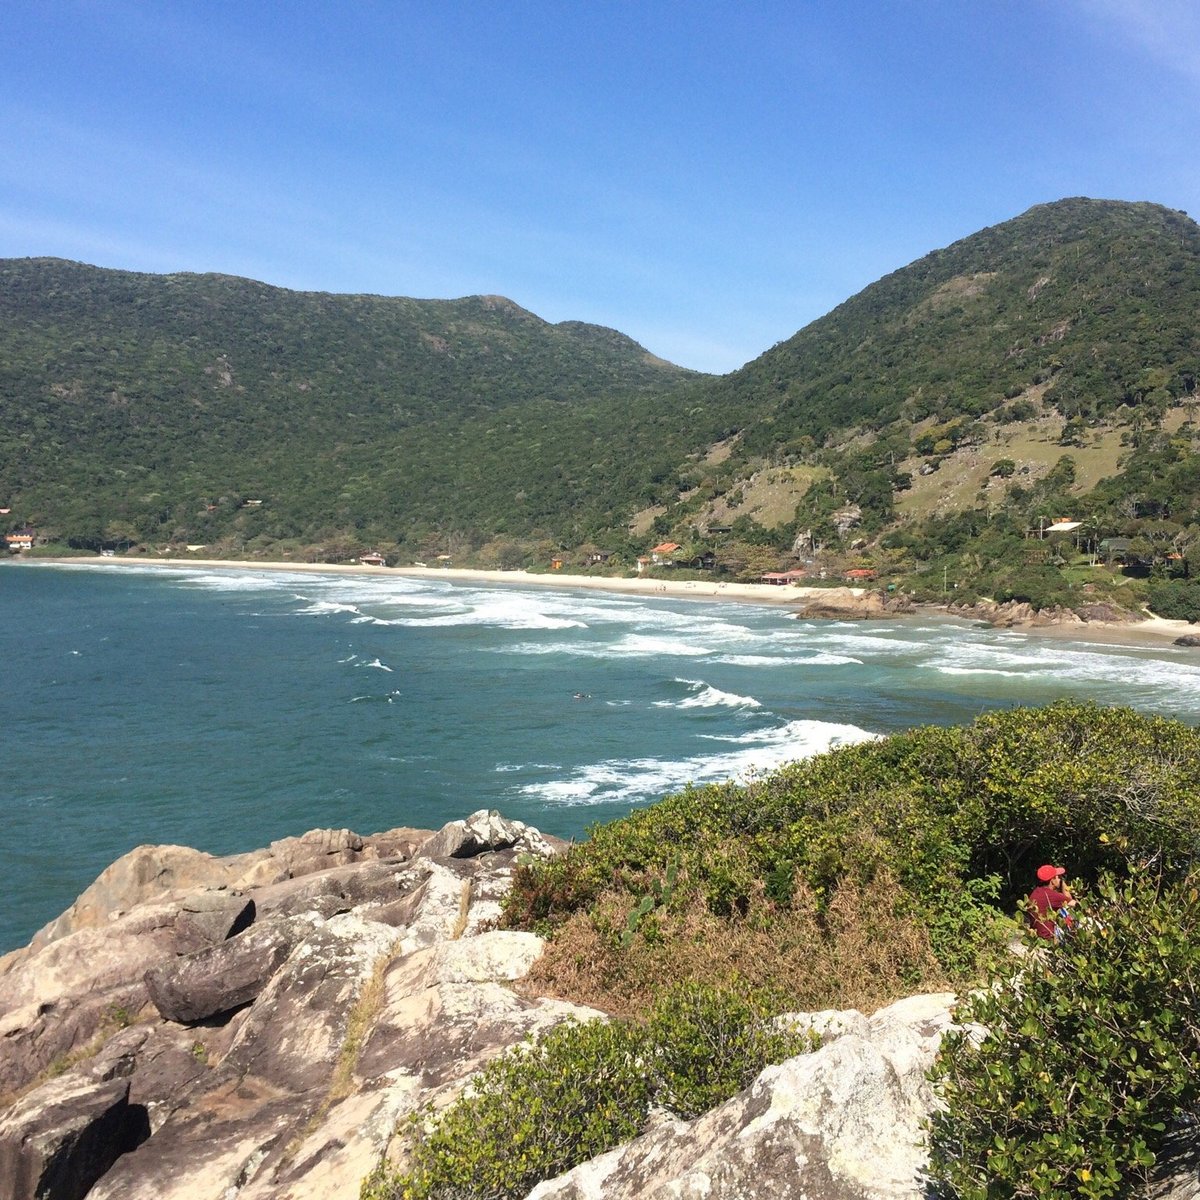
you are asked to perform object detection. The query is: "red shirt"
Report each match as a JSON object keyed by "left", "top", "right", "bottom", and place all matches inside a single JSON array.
[{"left": 1028, "top": 884, "right": 1069, "bottom": 940}]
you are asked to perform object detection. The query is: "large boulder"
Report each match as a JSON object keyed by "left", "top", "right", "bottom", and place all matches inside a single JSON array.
[
  {"left": 143, "top": 913, "right": 322, "bottom": 1024},
  {"left": 527, "top": 992, "right": 957, "bottom": 1200},
  {"left": 417, "top": 808, "right": 560, "bottom": 861},
  {"left": 0, "top": 903, "right": 190, "bottom": 1095},
  {"left": 0, "top": 827, "right": 427, "bottom": 976},
  {"left": 220, "top": 914, "right": 402, "bottom": 1091},
  {"left": 0, "top": 1075, "right": 149, "bottom": 1200},
  {"left": 248, "top": 860, "right": 414, "bottom": 922},
  {"left": 172, "top": 893, "right": 256, "bottom": 954},
  {"left": 5, "top": 846, "right": 240, "bottom": 968}
]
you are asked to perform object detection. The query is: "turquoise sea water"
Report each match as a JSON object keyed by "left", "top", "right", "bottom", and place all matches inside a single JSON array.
[{"left": 4, "top": 560, "right": 1198, "bottom": 953}]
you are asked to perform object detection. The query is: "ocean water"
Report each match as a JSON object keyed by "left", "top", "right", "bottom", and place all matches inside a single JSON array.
[{"left": 4, "top": 560, "right": 1199, "bottom": 954}]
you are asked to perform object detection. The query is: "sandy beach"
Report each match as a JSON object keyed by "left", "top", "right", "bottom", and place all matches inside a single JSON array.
[
  {"left": 38, "top": 556, "right": 1200, "bottom": 650},
  {"left": 57, "top": 556, "right": 847, "bottom": 606}
]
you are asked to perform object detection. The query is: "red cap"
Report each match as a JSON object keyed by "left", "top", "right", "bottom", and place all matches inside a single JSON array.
[{"left": 1037, "top": 864, "right": 1065, "bottom": 883}]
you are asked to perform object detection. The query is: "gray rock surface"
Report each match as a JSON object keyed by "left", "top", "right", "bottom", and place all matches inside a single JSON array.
[
  {"left": 0, "top": 814, "right": 592, "bottom": 1200},
  {"left": 0, "top": 1075, "right": 148, "bottom": 1200},
  {"left": 143, "top": 913, "right": 323, "bottom": 1024},
  {"left": 526, "top": 992, "right": 956, "bottom": 1200}
]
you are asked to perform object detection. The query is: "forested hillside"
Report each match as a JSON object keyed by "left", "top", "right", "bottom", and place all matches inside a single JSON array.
[
  {"left": 0, "top": 259, "right": 701, "bottom": 554},
  {"left": 6, "top": 199, "right": 1200, "bottom": 610},
  {"left": 637, "top": 199, "right": 1200, "bottom": 610}
]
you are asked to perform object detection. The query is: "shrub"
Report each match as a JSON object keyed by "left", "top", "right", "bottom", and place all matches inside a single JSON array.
[
  {"left": 646, "top": 981, "right": 817, "bottom": 1119},
  {"left": 504, "top": 702, "right": 1200, "bottom": 994},
  {"left": 927, "top": 874, "right": 1200, "bottom": 1199},
  {"left": 363, "top": 982, "right": 813, "bottom": 1200},
  {"left": 1147, "top": 579, "right": 1200, "bottom": 622},
  {"left": 362, "top": 1018, "right": 650, "bottom": 1200}
]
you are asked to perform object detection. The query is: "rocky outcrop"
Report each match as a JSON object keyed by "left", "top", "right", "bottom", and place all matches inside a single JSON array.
[
  {"left": 143, "top": 912, "right": 324, "bottom": 1024},
  {"left": 7, "top": 811, "right": 1194, "bottom": 1200},
  {"left": 527, "top": 993, "right": 956, "bottom": 1200},
  {"left": 790, "top": 588, "right": 915, "bottom": 621},
  {"left": 948, "top": 598, "right": 1141, "bottom": 628},
  {"left": 0, "top": 1075, "right": 148, "bottom": 1200},
  {"left": 0, "top": 810, "right": 580, "bottom": 1200}
]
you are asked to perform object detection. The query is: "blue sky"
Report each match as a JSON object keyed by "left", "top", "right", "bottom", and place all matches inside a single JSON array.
[{"left": 2, "top": 1, "right": 1199, "bottom": 374}]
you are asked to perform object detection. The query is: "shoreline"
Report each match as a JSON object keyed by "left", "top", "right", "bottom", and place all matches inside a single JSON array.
[
  {"left": 16, "top": 555, "right": 1200, "bottom": 650},
  {"left": 25, "top": 555, "right": 858, "bottom": 607}
]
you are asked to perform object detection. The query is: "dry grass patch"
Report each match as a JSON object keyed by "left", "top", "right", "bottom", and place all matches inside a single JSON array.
[
  {"left": 702, "top": 465, "right": 829, "bottom": 531},
  {"left": 520, "top": 874, "right": 946, "bottom": 1020}
]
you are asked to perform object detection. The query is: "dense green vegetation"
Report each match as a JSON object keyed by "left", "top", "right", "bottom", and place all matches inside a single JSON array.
[
  {"left": 0, "top": 258, "right": 703, "bottom": 553},
  {"left": 706, "top": 199, "right": 1200, "bottom": 449},
  {"left": 503, "top": 701, "right": 1200, "bottom": 1007},
  {"left": 360, "top": 701, "right": 1200, "bottom": 1198},
  {"left": 928, "top": 874, "right": 1200, "bottom": 1199},
  {"left": 6, "top": 199, "right": 1200, "bottom": 611}
]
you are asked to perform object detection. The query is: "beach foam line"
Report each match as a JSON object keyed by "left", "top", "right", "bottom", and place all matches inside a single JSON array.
[{"left": 38, "top": 558, "right": 1200, "bottom": 650}]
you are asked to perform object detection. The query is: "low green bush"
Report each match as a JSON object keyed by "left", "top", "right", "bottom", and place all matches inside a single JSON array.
[
  {"left": 644, "top": 981, "right": 810, "bottom": 1119},
  {"left": 1146, "top": 579, "right": 1200, "bottom": 622},
  {"left": 363, "top": 981, "right": 813, "bottom": 1200},
  {"left": 927, "top": 874, "right": 1200, "bottom": 1199},
  {"left": 504, "top": 702, "right": 1200, "bottom": 982}
]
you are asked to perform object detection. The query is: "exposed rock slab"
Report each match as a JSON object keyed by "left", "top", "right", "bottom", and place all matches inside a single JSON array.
[
  {"left": 0, "top": 1074, "right": 148, "bottom": 1200},
  {"left": 144, "top": 913, "right": 323, "bottom": 1024},
  {"left": 0, "top": 814, "right": 600, "bottom": 1200},
  {"left": 527, "top": 992, "right": 957, "bottom": 1200}
]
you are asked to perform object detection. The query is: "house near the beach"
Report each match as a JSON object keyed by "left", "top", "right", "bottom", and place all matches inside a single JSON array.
[
  {"left": 650, "top": 541, "right": 682, "bottom": 565},
  {"left": 844, "top": 568, "right": 877, "bottom": 582},
  {"left": 6, "top": 530, "right": 34, "bottom": 551},
  {"left": 760, "top": 569, "right": 808, "bottom": 585},
  {"left": 358, "top": 552, "right": 387, "bottom": 566}
]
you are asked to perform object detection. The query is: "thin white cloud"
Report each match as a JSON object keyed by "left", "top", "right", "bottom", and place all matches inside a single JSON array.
[{"left": 1073, "top": 0, "right": 1200, "bottom": 87}]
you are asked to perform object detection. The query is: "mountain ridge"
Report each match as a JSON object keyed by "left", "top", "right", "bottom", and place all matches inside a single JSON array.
[{"left": 5, "top": 198, "right": 1200, "bottom": 611}]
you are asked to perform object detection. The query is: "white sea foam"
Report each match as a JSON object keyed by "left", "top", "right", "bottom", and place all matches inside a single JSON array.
[
  {"left": 713, "top": 654, "right": 788, "bottom": 667},
  {"left": 357, "top": 658, "right": 393, "bottom": 672},
  {"left": 388, "top": 592, "right": 590, "bottom": 630},
  {"left": 936, "top": 666, "right": 1028, "bottom": 678},
  {"left": 295, "top": 599, "right": 365, "bottom": 618},
  {"left": 653, "top": 678, "right": 761, "bottom": 710},
  {"left": 516, "top": 717, "right": 878, "bottom": 807},
  {"left": 612, "top": 634, "right": 712, "bottom": 657}
]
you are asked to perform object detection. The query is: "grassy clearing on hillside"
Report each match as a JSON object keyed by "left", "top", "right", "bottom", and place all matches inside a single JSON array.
[{"left": 896, "top": 414, "right": 1130, "bottom": 524}]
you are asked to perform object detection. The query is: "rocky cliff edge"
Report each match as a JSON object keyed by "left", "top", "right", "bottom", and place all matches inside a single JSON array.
[{"left": 0, "top": 811, "right": 961, "bottom": 1200}]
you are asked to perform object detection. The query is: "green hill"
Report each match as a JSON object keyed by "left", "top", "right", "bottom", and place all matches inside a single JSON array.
[
  {"left": 5, "top": 199, "right": 1200, "bottom": 603},
  {"left": 636, "top": 198, "right": 1200, "bottom": 607},
  {"left": 0, "top": 258, "right": 702, "bottom": 554}
]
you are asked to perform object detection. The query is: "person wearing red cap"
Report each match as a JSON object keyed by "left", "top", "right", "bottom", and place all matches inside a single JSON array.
[{"left": 1027, "top": 864, "right": 1075, "bottom": 941}]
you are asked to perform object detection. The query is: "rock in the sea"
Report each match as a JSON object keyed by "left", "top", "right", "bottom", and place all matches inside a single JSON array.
[{"left": 790, "top": 588, "right": 913, "bottom": 621}]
